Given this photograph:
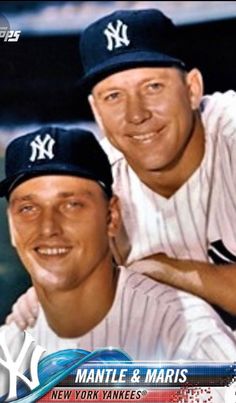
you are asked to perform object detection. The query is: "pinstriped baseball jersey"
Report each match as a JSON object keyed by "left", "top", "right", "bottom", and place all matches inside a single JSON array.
[
  {"left": 1, "top": 267, "right": 235, "bottom": 363},
  {"left": 101, "top": 91, "right": 236, "bottom": 266}
]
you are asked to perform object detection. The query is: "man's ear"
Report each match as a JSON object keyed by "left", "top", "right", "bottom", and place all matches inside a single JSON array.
[
  {"left": 107, "top": 195, "right": 121, "bottom": 238},
  {"left": 88, "top": 94, "right": 105, "bottom": 133},
  {"left": 186, "top": 68, "right": 204, "bottom": 110},
  {"left": 7, "top": 209, "right": 16, "bottom": 248}
]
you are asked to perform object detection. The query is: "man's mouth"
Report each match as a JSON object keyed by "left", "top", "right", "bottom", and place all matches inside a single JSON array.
[
  {"left": 129, "top": 127, "right": 165, "bottom": 144},
  {"left": 131, "top": 132, "right": 157, "bottom": 143},
  {"left": 35, "top": 247, "right": 71, "bottom": 256}
]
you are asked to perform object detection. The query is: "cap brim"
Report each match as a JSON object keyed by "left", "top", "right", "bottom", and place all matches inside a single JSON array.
[
  {"left": 78, "top": 50, "right": 186, "bottom": 93},
  {"left": 0, "top": 164, "right": 108, "bottom": 198}
]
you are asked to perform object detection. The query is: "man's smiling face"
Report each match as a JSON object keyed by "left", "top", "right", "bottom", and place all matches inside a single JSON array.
[
  {"left": 91, "top": 67, "right": 199, "bottom": 175},
  {"left": 8, "top": 175, "right": 116, "bottom": 292}
]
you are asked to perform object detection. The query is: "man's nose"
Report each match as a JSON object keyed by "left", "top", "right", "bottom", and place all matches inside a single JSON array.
[
  {"left": 39, "top": 208, "right": 62, "bottom": 237},
  {"left": 126, "top": 93, "right": 151, "bottom": 124}
]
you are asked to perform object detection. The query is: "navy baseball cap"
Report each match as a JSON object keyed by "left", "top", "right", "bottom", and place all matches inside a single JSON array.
[
  {"left": 79, "top": 9, "right": 186, "bottom": 93},
  {"left": 0, "top": 126, "right": 113, "bottom": 198}
]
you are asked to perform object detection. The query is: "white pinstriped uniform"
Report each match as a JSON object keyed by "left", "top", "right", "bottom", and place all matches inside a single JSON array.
[
  {"left": 1, "top": 267, "right": 235, "bottom": 363},
  {"left": 0, "top": 267, "right": 233, "bottom": 402},
  {"left": 1, "top": 94, "right": 235, "bottom": 401},
  {"left": 101, "top": 91, "right": 236, "bottom": 267}
]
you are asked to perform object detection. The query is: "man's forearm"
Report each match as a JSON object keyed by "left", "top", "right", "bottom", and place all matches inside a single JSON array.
[{"left": 132, "top": 254, "right": 236, "bottom": 315}]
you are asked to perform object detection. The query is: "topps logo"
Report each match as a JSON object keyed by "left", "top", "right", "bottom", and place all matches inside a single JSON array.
[
  {"left": 0, "top": 29, "right": 21, "bottom": 42},
  {"left": 0, "top": 13, "right": 21, "bottom": 42}
]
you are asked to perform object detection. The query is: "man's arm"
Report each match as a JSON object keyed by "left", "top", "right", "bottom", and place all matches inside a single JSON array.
[
  {"left": 7, "top": 254, "right": 236, "bottom": 328},
  {"left": 130, "top": 254, "right": 236, "bottom": 315}
]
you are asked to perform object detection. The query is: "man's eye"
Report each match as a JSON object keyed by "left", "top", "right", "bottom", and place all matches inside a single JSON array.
[
  {"left": 104, "top": 92, "right": 120, "bottom": 102},
  {"left": 19, "top": 205, "right": 35, "bottom": 213},
  {"left": 64, "top": 201, "right": 84, "bottom": 210},
  {"left": 146, "top": 82, "right": 162, "bottom": 91}
]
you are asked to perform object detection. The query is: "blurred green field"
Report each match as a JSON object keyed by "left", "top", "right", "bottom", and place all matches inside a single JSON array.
[{"left": 0, "top": 157, "right": 31, "bottom": 325}]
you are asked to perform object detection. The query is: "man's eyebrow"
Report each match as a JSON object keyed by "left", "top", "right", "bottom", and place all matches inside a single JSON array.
[
  {"left": 95, "top": 75, "right": 168, "bottom": 97},
  {"left": 96, "top": 87, "right": 120, "bottom": 95},
  {"left": 9, "top": 195, "right": 34, "bottom": 204},
  {"left": 9, "top": 189, "right": 96, "bottom": 204},
  {"left": 57, "top": 190, "right": 95, "bottom": 199}
]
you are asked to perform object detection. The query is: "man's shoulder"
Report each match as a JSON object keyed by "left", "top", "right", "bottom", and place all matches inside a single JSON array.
[
  {"left": 202, "top": 90, "right": 236, "bottom": 106},
  {"left": 0, "top": 321, "right": 21, "bottom": 340},
  {"left": 0, "top": 322, "right": 44, "bottom": 362},
  {"left": 100, "top": 137, "right": 124, "bottom": 165},
  {"left": 0, "top": 321, "right": 43, "bottom": 345},
  {"left": 202, "top": 90, "right": 236, "bottom": 143},
  {"left": 120, "top": 266, "right": 224, "bottom": 323},
  {"left": 120, "top": 266, "right": 207, "bottom": 308}
]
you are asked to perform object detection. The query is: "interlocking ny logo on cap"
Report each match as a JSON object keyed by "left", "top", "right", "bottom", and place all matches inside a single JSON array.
[
  {"left": 30, "top": 134, "right": 55, "bottom": 162},
  {"left": 104, "top": 19, "right": 130, "bottom": 51}
]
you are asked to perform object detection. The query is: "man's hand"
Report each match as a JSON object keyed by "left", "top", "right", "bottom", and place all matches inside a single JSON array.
[{"left": 5, "top": 287, "right": 39, "bottom": 330}]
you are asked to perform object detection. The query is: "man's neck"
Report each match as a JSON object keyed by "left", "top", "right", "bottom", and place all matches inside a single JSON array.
[
  {"left": 35, "top": 259, "right": 119, "bottom": 338},
  {"left": 132, "top": 114, "right": 205, "bottom": 198}
]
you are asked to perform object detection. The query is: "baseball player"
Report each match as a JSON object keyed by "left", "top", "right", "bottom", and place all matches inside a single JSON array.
[
  {"left": 80, "top": 9, "right": 236, "bottom": 329},
  {"left": 7, "top": 9, "right": 236, "bottom": 329},
  {"left": 1, "top": 125, "right": 235, "bottom": 377}
]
